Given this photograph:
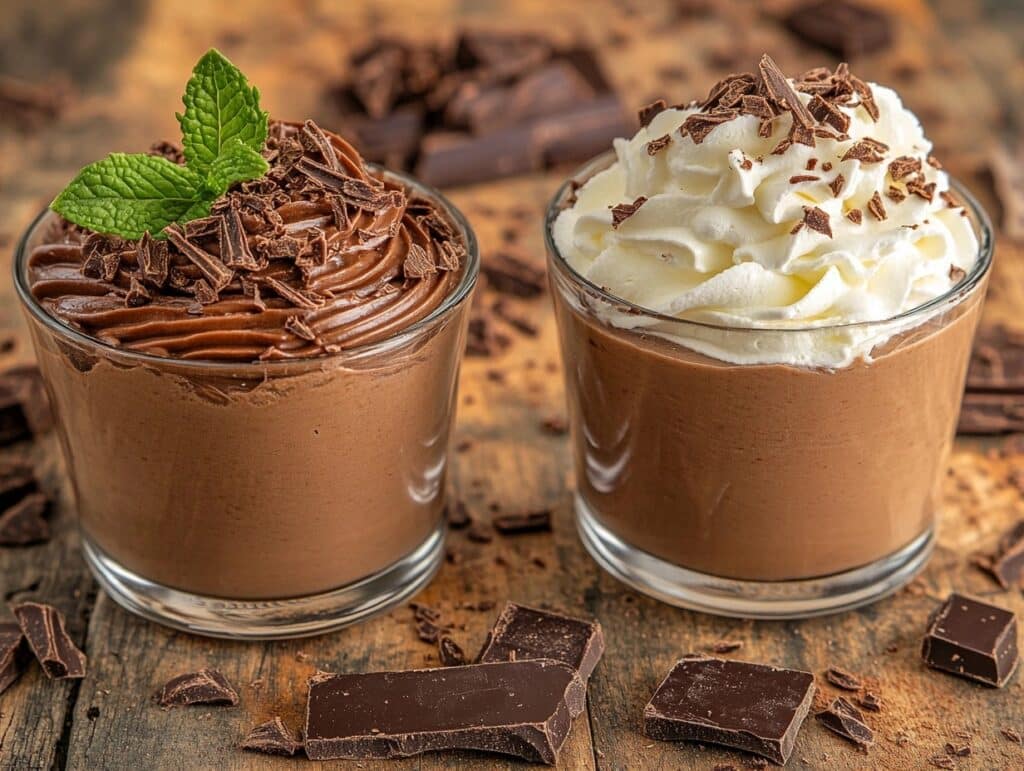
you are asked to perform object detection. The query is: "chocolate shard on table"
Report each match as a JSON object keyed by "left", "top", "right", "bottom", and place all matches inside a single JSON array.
[
  {"left": 304, "top": 659, "right": 585, "bottom": 764},
  {"left": 0, "top": 622, "right": 30, "bottom": 696},
  {"left": 643, "top": 655, "right": 815, "bottom": 766},
  {"left": 155, "top": 669, "right": 239, "bottom": 707},
  {"left": 784, "top": 0, "right": 893, "bottom": 58},
  {"left": 10, "top": 601, "right": 86, "bottom": 679},
  {"left": 815, "top": 696, "right": 874, "bottom": 749},
  {"left": 0, "top": 366, "right": 53, "bottom": 446},
  {"left": 241, "top": 717, "right": 303, "bottom": 756},
  {"left": 975, "top": 520, "right": 1024, "bottom": 589},
  {"left": 477, "top": 602, "right": 604, "bottom": 692},
  {"left": 0, "top": 492, "right": 51, "bottom": 546},
  {"left": 921, "top": 593, "right": 1019, "bottom": 687},
  {"left": 333, "top": 30, "right": 629, "bottom": 187}
]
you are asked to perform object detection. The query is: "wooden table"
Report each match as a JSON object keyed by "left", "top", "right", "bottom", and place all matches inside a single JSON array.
[{"left": 1, "top": 1, "right": 1022, "bottom": 768}]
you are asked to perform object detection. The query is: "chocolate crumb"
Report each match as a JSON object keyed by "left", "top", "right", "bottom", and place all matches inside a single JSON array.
[
  {"left": 824, "top": 666, "right": 862, "bottom": 691},
  {"left": 806, "top": 158, "right": 818, "bottom": 170},
  {"left": 949, "top": 265, "right": 966, "bottom": 283},
  {"left": 446, "top": 500, "right": 472, "bottom": 530},
  {"left": 944, "top": 743, "right": 971, "bottom": 757},
  {"left": 155, "top": 669, "right": 238, "bottom": 707},
  {"left": 708, "top": 640, "right": 743, "bottom": 654},
  {"left": 1002, "top": 727, "right": 1022, "bottom": 743},
  {"left": 467, "top": 522, "right": 494, "bottom": 543},
  {"left": 493, "top": 510, "right": 552, "bottom": 535},
  {"left": 822, "top": 161, "right": 833, "bottom": 172},
  {"left": 86, "top": 706, "right": 100, "bottom": 720},
  {"left": 540, "top": 415, "right": 568, "bottom": 435},
  {"left": 857, "top": 692, "right": 882, "bottom": 712},
  {"left": 928, "top": 755, "right": 955, "bottom": 770}
]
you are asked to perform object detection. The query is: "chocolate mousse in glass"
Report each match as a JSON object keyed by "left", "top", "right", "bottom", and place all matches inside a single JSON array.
[
  {"left": 547, "top": 56, "right": 992, "bottom": 618},
  {"left": 15, "top": 120, "right": 478, "bottom": 638}
]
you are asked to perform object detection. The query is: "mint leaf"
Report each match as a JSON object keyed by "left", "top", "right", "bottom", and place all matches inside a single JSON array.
[
  {"left": 203, "top": 138, "right": 269, "bottom": 196},
  {"left": 177, "top": 49, "right": 268, "bottom": 175},
  {"left": 51, "top": 154, "right": 203, "bottom": 239}
]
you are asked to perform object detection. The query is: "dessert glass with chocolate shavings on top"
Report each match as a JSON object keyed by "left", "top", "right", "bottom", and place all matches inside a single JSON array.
[
  {"left": 546, "top": 55, "right": 993, "bottom": 619},
  {"left": 13, "top": 50, "right": 478, "bottom": 639}
]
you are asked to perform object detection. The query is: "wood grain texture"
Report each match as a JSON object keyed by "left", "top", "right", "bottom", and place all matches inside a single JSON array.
[{"left": 0, "top": 1, "right": 1022, "bottom": 769}]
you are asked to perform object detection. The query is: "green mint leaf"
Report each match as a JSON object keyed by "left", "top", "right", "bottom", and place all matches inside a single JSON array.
[
  {"left": 177, "top": 49, "right": 268, "bottom": 175},
  {"left": 202, "top": 137, "right": 269, "bottom": 197},
  {"left": 51, "top": 153, "right": 204, "bottom": 239}
]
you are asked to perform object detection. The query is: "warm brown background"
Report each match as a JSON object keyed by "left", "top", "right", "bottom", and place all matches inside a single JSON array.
[{"left": 1, "top": 1, "right": 1022, "bottom": 769}]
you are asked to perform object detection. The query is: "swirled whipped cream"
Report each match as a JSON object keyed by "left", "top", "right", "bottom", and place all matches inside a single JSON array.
[{"left": 553, "top": 56, "right": 978, "bottom": 368}]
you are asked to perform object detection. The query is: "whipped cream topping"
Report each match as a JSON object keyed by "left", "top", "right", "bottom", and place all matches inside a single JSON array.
[{"left": 553, "top": 60, "right": 979, "bottom": 368}]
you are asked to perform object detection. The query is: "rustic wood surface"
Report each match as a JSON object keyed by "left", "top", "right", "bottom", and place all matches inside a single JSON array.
[{"left": 0, "top": 1, "right": 1022, "bottom": 768}]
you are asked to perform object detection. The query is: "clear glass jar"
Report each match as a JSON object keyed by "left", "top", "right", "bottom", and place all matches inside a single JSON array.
[
  {"left": 547, "top": 152, "right": 993, "bottom": 619},
  {"left": 14, "top": 171, "right": 478, "bottom": 639}
]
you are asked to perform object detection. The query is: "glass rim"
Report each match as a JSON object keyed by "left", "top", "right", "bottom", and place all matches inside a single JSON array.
[
  {"left": 13, "top": 164, "right": 480, "bottom": 372},
  {"left": 544, "top": 150, "right": 994, "bottom": 334}
]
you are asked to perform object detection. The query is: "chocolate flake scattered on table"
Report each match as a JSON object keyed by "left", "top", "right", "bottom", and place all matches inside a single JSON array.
[
  {"left": 155, "top": 669, "right": 239, "bottom": 707},
  {"left": 493, "top": 509, "right": 552, "bottom": 535},
  {"left": 644, "top": 655, "right": 815, "bottom": 765},
  {"left": 478, "top": 602, "right": 605, "bottom": 690},
  {"left": 11, "top": 602, "right": 86, "bottom": 680},
  {"left": 438, "top": 635, "right": 467, "bottom": 666},
  {"left": 241, "top": 717, "right": 303, "bottom": 756},
  {"left": 304, "top": 660, "right": 585, "bottom": 763},
  {"left": 816, "top": 696, "right": 874, "bottom": 749},
  {"left": 0, "top": 623, "right": 30, "bottom": 696},
  {"left": 974, "top": 520, "right": 1024, "bottom": 589},
  {"left": 921, "top": 593, "right": 1019, "bottom": 687},
  {"left": 784, "top": 0, "right": 893, "bottom": 58},
  {"left": 857, "top": 691, "right": 882, "bottom": 712},
  {"left": 824, "top": 666, "right": 862, "bottom": 691}
]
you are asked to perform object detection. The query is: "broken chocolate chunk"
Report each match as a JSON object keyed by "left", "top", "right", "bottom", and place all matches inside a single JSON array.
[
  {"left": 156, "top": 669, "right": 239, "bottom": 707},
  {"left": 785, "top": 1, "right": 893, "bottom": 58},
  {"left": 0, "top": 623, "right": 29, "bottom": 696},
  {"left": 758, "top": 54, "right": 815, "bottom": 130},
  {"left": 304, "top": 659, "right": 585, "bottom": 763},
  {"left": 164, "top": 224, "right": 234, "bottom": 291},
  {"left": 11, "top": 602, "right": 86, "bottom": 680},
  {"left": 478, "top": 602, "right": 605, "bottom": 690},
  {"left": 921, "top": 593, "right": 1019, "bottom": 687},
  {"left": 0, "top": 493, "right": 50, "bottom": 546},
  {"left": 241, "top": 717, "right": 303, "bottom": 756},
  {"left": 816, "top": 696, "right": 874, "bottom": 749},
  {"left": 438, "top": 635, "right": 467, "bottom": 666},
  {"left": 857, "top": 691, "right": 882, "bottom": 712},
  {"left": 644, "top": 656, "right": 815, "bottom": 765},
  {"left": 975, "top": 520, "right": 1024, "bottom": 589},
  {"left": 493, "top": 510, "right": 552, "bottom": 535}
]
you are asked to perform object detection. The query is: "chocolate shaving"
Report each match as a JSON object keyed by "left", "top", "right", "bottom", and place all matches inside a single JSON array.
[
  {"left": 0, "top": 623, "right": 29, "bottom": 696},
  {"left": 438, "top": 635, "right": 467, "bottom": 666},
  {"left": 403, "top": 243, "right": 437, "bottom": 279},
  {"left": 192, "top": 279, "right": 218, "bottom": 306},
  {"left": 816, "top": 697, "right": 874, "bottom": 748},
  {"left": 806, "top": 158, "right": 818, "bottom": 170},
  {"left": 857, "top": 692, "right": 882, "bottom": 712},
  {"left": 260, "top": 275, "right": 324, "bottom": 310},
  {"left": 681, "top": 110, "right": 737, "bottom": 144},
  {"left": 789, "top": 175, "right": 820, "bottom": 183},
  {"left": 646, "top": 134, "right": 672, "bottom": 155},
  {"left": 842, "top": 140, "right": 886, "bottom": 164},
  {"left": 802, "top": 206, "right": 833, "bottom": 238},
  {"left": 164, "top": 224, "right": 234, "bottom": 291},
  {"left": 846, "top": 208, "right": 863, "bottom": 224},
  {"left": 906, "top": 178, "right": 936, "bottom": 202},
  {"left": 887, "top": 185, "right": 907, "bottom": 203},
  {"left": 126, "top": 277, "right": 151, "bottom": 307},
  {"left": 493, "top": 510, "right": 552, "bottom": 535},
  {"left": 219, "top": 206, "right": 261, "bottom": 270},
  {"left": 11, "top": 602, "right": 86, "bottom": 680},
  {"left": 294, "top": 158, "right": 393, "bottom": 211},
  {"left": 939, "top": 190, "right": 962, "bottom": 209},
  {"left": 888, "top": 156, "right": 922, "bottom": 180},
  {"left": 136, "top": 232, "right": 169, "bottom": 287},
  {"left": 299, "top": 119, "right": 342, "bottom": 170},
  {"left": 739, "top": 94, "right": 774, "bottom": 120},
  {"left": 829, "top": 174, "right": 846, "bottom": 197},
  {"left": 285, "top": 316, "right": 317, "bottom": 342},
  {"left": 156, "top": 669, "right": 239, "bottom": 707},
  {"left": 758, "top": 54, "right": 815, "bottom": 129},
  {"left": 867, "top": 192, "right": 887, "bottom": 221},
  {"left": 611, "top": 196, "right": 648, "bottom": 228},
  {"left": 638, "top": 99, "right": 668, "bottom": 127},
  {"left": 242, "top": 717, "right": 303, "bottom": 756},
  {"left": 807, "top": 94, "right": 850, "bottom": 133}
]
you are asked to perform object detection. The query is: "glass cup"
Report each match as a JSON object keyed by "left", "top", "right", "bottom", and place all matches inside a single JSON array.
[
  {"left": 14, "top": 170, "right": 478, "bottom": 639},
  {"left": 547, "top": 152, "right": 993, "bottom": 619}
]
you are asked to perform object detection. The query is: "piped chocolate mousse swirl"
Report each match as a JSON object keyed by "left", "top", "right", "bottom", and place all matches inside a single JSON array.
[{"left": 27, "top": 120, "right": 466, "bottom": 361}]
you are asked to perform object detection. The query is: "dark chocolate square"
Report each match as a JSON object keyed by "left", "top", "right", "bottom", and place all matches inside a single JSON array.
[{"left": 921, "top": 593, "right": 1019, "bottom": 687}]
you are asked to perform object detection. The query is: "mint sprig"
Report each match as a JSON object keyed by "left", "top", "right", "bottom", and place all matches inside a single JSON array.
[{"left": 51, "top": 49, "right": 269, "bottom": 239}]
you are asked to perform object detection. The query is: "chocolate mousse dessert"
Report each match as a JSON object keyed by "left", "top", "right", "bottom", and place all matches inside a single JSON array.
[
  {"left": 548, "top": 55, "right": 991, "bottom": 617},
  {"left": 15, "top": 51, "right": 477, "bottom": 637}
]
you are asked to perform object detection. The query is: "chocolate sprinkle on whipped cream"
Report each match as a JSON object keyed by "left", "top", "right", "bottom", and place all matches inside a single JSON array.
[
  {"left": 28, "top": 120, "right": 466, "bottom": 361},
  {"left": 554, "top": 54, "right": 978, "bottom": 368}
]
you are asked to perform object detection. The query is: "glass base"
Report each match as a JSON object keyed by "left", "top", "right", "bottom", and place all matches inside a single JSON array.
[
  {"left": 82, "top": 524, "right": 445, "bottom": 640},
  {"left": 575, "top": 496, "right": 933, "bottom": 620}
]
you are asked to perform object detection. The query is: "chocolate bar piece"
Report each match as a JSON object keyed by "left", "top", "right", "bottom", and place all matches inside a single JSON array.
[
  {"left": 816, "top": 696, "right": 874, "bottom": 749},
  {"left": 304, "top": 659, "right": 584, "bottom": 764},
  {"left": 975, "top": 520, "right": 1024, "bottom": 589},
  {"left": 156, "top": 669, "right": 239, "bottom": 707},
  {"left": 644, "top": 655, "right": 815, "bottom": 765},
  {"left": 966, "top": 325, "right": 1024, "bottom": 393},
  {"left": 11, "top": 602, "right": 86, "bottom": 679},
  {"left": 921, "top": 593, "right": 1019, "bottom": 687},
  {"left": 241, "top": 717, "right": 303, "bottom": 756},
  {"left": 0, "top": 622, "right": 30, "bottom": 696},
  {"left": 478, "top": 602, "right": 604, "bottom": 690},
  {"left": 958, "top": 392, "right": 1024, "bottom": 434},
  {"left": 0, "top": 366, "right": 53, "bottom": 445}
]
